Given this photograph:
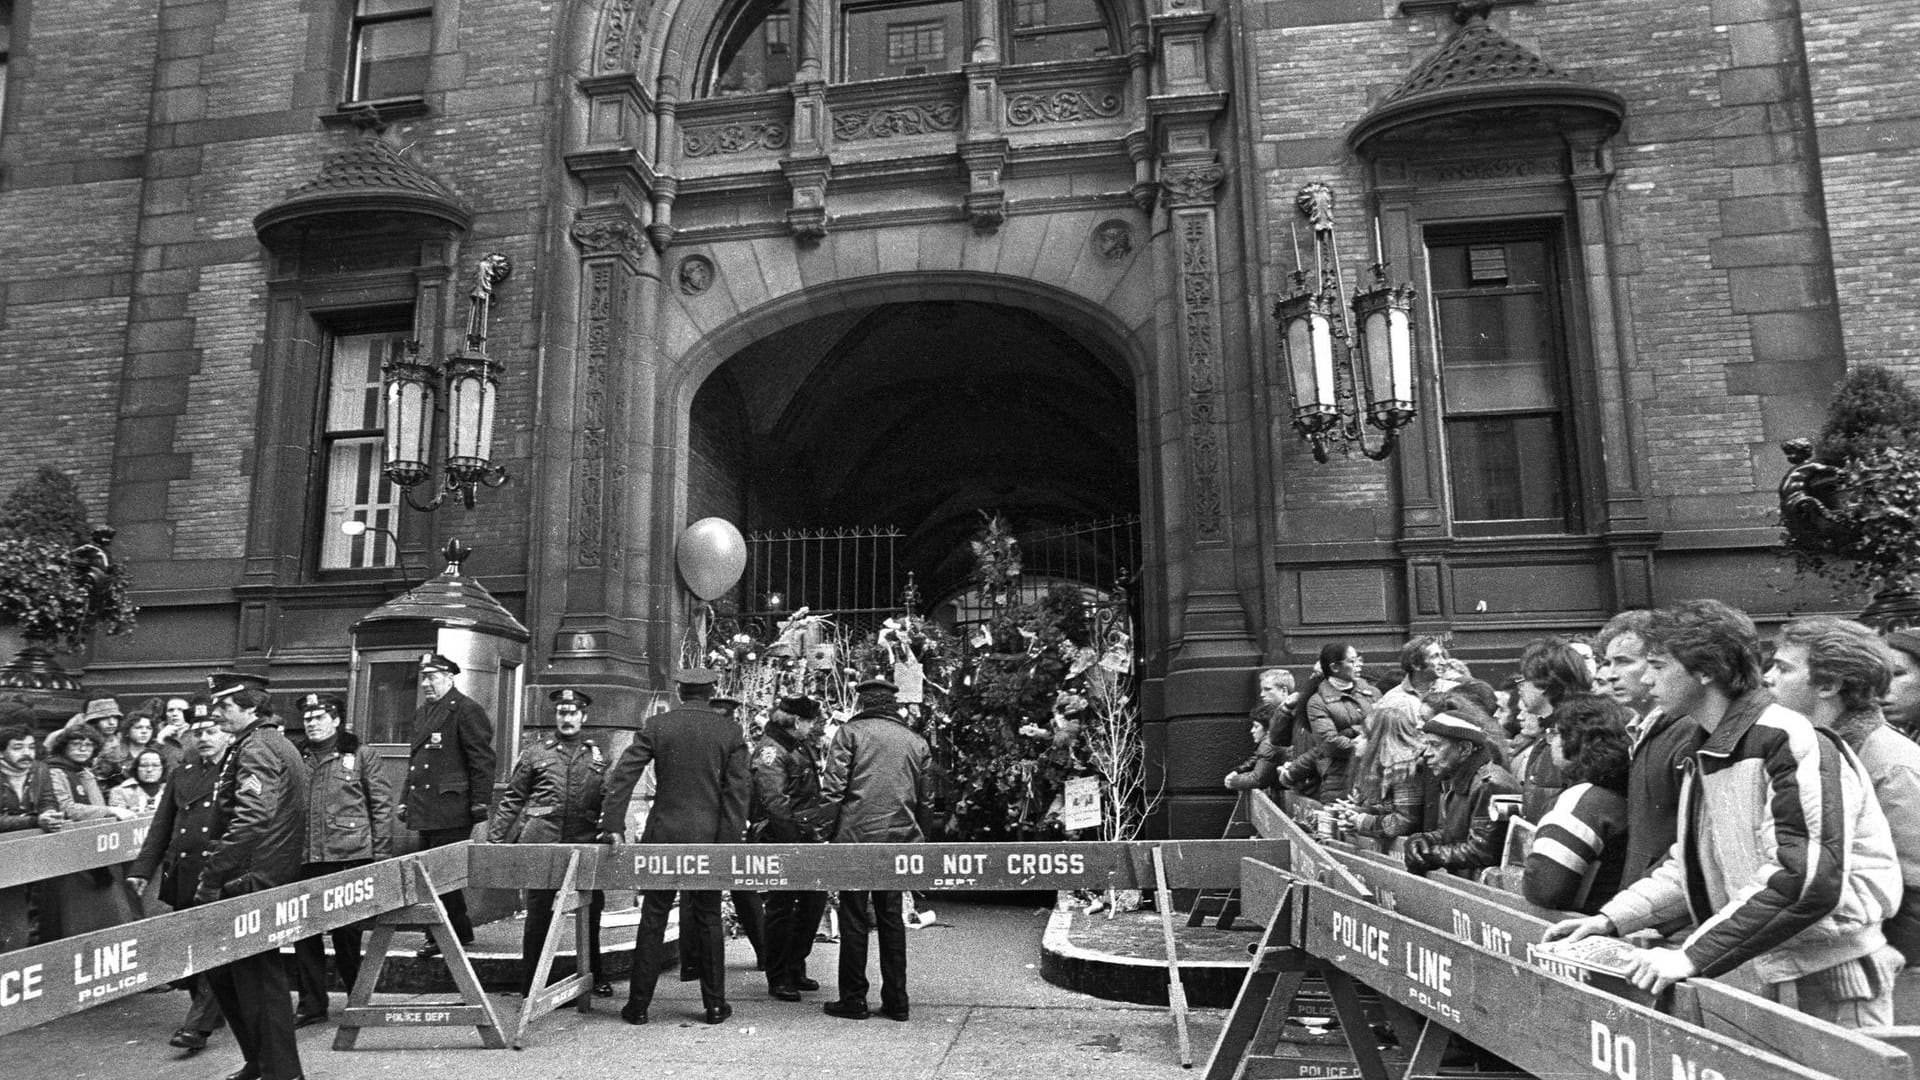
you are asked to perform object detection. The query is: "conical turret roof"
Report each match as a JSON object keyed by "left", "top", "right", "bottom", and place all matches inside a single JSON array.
[{"left": 254, "top": 120, "right": 470, "bottom": 243}]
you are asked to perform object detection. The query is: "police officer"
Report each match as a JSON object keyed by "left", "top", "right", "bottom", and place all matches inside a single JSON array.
[
  {"left": 710, "top": 693, "right": 766, "bottom": 974},
  {"left": 403, "top": 652, "right": 496, "bottom": 957},
  {"left": 126, "top": 697, "right": 228, "bottom": 1054},
  {"left": 597, "top": 669, "right": 751, "bottom": 1026},
  {"left": 753, "top": 696, "right": 833, "bottom": 1001},
  {"left": 195, "top": 672, "right": 308, "bottom": 1080},
  {"left": 820, "top": 677, "right": 931, "bottom": 1023},
  {"left": 291, "top": 693, "right": 394, "bottom": 1026},
  {"left": 490, "top": 688, "right": 613, "bottom": 999}
]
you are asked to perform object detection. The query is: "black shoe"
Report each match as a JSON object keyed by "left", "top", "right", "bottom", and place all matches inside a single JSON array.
[
  {"left": 768, "top": 985, "right": 802, "bottom": 1002},
  {"left": 794, "top": 977, "right": 820, "bottom": 991},
  {"left": 224, "top": 1067, "right": 261, "bottom": 1080},
  {"left": 415, "top": 940, "right": 443, "bottom": 960},
  {"left": 168, "top": 1028, "right": 209, "bottom": 1050},
  {"left": 678, "top": 967, "right": 698, "bottom": 982},
  {"left": 880, "top": 1006, "right": 910, "bottom": 1022},
  {"left": 293, "top": 1010, "right": 327, "bottom": 1029},
  {"left": 594, "top": 981, "right": 614, "bottom": 998},
  {"left": 620, "top": 1002, "right": 649, "bottom": 1025},
  {"left": 823, "top": 999, "right": 870, "bottom": 1021},
  {"left": 704, "top": 1002, "right": 733, "bottom": 1025}
]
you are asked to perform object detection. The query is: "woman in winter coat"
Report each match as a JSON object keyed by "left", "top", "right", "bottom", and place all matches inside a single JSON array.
[
  {"left": 36, "top": 726, "right": 140, "bottom": 938},
  {"left": 1336, "top": 696, "right": 1430, "bottom": 848},
  {"left": 1289, "top": 642, "right": 1379, "bottom": 801},
  {"left": 109, "top": 749, "right": 169, "bottom": 814}
]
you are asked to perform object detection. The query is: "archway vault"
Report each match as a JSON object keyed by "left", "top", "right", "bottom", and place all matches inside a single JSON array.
[{"left": 668, "top": 269, "right": 1157, "bottom": 620}]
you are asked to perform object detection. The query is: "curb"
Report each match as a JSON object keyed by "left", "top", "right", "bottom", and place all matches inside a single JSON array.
[{"left": 1036, "top": 907, "right": 1253, "bottom": 1008}]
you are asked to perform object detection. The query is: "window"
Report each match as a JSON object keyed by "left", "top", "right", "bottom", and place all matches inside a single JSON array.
[
  {"left": 843, "top": 0, "right": 963, "bottom": 79},
  {"left": 1005, "top": 0, "right": 1112, "bottom": 64},
  {"left": 348, "top": 0, "right": 432, "bottom": 102},
  {"left": 318, "top": 327, "right": 408, "bottom": 570},
  {"left": 710, "top": 0, "right": 796, "bottom": 96},
  {"left": 1429, "top": 229, "right": 1581, "bottom": 535}
]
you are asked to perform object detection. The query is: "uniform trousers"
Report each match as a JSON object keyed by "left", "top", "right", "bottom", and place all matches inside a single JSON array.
[
  {"left": 836, "top": 889, "right": 907, "bottom": 1013},
  {"left": 207, "top": 949, "right": 303, "bottom": 1080},
  {"left": 179, "top": 972, "right": 226, "bottom": 1035},
  {"left": 632, "top": 890, "right": 725, "bottom": 1010},
  {"left": 678, "top": 890, "right": 764, "bottom": 975},
  {"left": 416, "top": 827, "right": 476, "bottom": 942},
  {"left": 292, "top": 860, "right": 370, "bottom": 1015},
  {"left": 763, "top": 890, "right": 828, "bottom": 989},
  {"left": 523, "top": 887, "right": 606, "bottom": 994}
]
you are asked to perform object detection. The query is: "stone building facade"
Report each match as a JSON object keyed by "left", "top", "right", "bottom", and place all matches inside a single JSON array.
[{"left": 0, "top": 0, "right": 1912, "bottom": 834}]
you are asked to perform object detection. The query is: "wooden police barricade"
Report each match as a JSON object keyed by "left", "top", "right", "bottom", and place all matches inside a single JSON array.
[
  {"left": 469, "top": 837, "right": 1287, "bottom": 1050},
  {"left": 1212, "top": 791, "right": 1913, "bottom": 1080},
  {"left": 0, "top": 818, "right": 150, "bottom": 890}
]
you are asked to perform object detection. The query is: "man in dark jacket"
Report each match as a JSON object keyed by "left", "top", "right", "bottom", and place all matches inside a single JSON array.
[
  {"left": 403, "top": 652, "right": 496, "bottom": 957},
  {"left": 291, "top": 693, "right": 394, "bottom": 1026},
  {"left": 127, "top": 702, "right": 230, "bottom": 1052},
  {"left": 1596, "top": 610, "right": 1703, "bottom": 887},
  {"left": 1402, "top": 709, "right": 1518, "bottom": 879},
  {"left": 820, "top": 677, "right": 932, "bottom": 1022},
  {"left": 0, "top": 720, "right": 46, "bottom": 952},
  {"left": 195, "top": 672, "right": 309, "bottom": 1080},
  {"left": 597, "top": 668, "right": 750, "bottom": 1026},
  {"left": 752, "top": 696, "right": 834, "bottom": 1001},
  {"left": 490, "top": 688, "right": 612, "bottom": 999}
]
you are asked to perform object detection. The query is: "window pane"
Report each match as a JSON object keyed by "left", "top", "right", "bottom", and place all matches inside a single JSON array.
[
  {"left": 362, "top": 660, "right": 418, "bottom": 745},
  {"left": 1009, "top": 26, "right": 1111, "bottom": 63},
  {"left": 352, "top": 16, "right": 431, "bottom": 100},
  {"left": 712, "top": 0, "right": 795, "bottom": 95},
  {"left": 1446, "top": 415, "right": 1566, "bottom": 523},
  {"left": 843, "top": 0, "right": 963, "bottom": 79},
  {"left": 320, "top": 438, "right": 400, "bottom": 569},
  {"left": 326, "top": 332, "right": 394, "bottom": 432},
  {"left": 1436, "top": 293, "right": 1554, "bottom": 413}
]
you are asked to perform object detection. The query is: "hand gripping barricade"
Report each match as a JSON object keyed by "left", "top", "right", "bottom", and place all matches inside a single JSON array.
[{"left": 1203, "top": 791, "right": 1920, "bottom": 1080}]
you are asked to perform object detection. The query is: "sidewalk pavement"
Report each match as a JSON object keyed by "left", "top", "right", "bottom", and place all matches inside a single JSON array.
[{"left": 0, "top": 899, "right": 1226, "bottom": 1079}]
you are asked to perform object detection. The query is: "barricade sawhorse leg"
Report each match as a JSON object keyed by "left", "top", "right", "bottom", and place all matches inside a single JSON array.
[
  {"left": 333, "top": 859, "right": 506, "bottom": 1050},
  {"left": 1190, "top": 791, "right": 1254, "bottom": 930},
  {"left": 510, "top": 849, "right": 594, "bottom": 1048},
  {"left": 1152, "top": 844, "right": 1195, "bottom": 1067}
]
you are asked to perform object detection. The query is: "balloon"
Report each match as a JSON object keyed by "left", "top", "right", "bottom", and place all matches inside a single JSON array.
[{"left": 676, "top": 517, "right": 747, "bottom": 600}]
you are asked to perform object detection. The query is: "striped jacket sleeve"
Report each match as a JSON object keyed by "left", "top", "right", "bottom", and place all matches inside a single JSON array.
[{"left": 1523, "top": 783, "right": 1620, "bottom": 911}]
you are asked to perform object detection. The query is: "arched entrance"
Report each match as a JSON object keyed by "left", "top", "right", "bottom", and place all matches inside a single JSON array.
[{"left": 688, "top": 297, "right": 1140, "bottom": 615}]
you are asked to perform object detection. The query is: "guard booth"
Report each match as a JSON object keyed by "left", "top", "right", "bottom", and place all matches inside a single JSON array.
[{"left": 348, "top": 539, "right": 528, "bottom": 919}]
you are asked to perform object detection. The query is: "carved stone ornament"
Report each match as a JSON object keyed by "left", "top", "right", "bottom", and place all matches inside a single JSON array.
[
  {"left": 1005, "top": 89, "right": 1125, "bottom": 127},
  {"left": 831, "top": 102, "right": 961, "bottom": 141},
  {"left": 1159, "top": 162, "right": 1226, "bottom": 207},
  {"left": 683, "top": 120, "right": 790, "bottom": 157},
  {"left": 569, "top": 216, "right": 644, "bottom": 257},
  {"left": 677, "top": 254, "right": 715, "bottom": 295},
  {"left": 598, "top": 0, "right": 658, "bottom": 74},
  {"left": 1093, "top": 219, "right": 1134, "bottom": 260}
]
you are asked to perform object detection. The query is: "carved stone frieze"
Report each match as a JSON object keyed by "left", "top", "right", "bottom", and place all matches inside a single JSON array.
[
  {"left": 1176, "top": 210, "right": 1225, "bottom": 541},
  {"left": 569, "top": 215, "right": 644, "bottom": 258},
  {"left": 682, "top": 120, "right": 791, "bottom": 157},
  {"left": 831, "top": 102, "right": 961, "bottom": 141},
  {"left": 1093, "top": 219, "right": 1133, "bottom": 260},
  {"left": 1005, "top": 88, "right": 1125, "bottom": 126},
  {"left": 1159, "top": 162, "right": 1225, "bottom": 207},
  {"left": 597, "top": 0, "right": 658, "bottom": 74},
  {"left": 577, "top": 263, "right": 614, "bottom": 567},
  {"left": 1409, "top": 155, "right": 1560, "bottom": 184}
]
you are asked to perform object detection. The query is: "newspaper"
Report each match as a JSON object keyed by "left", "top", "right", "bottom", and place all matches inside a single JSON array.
[{"left": 1531, "top": 935, "right": 1641, "bottom": 977}]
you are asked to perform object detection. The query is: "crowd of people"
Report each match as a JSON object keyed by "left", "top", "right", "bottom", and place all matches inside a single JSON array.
[
  {"left": 0, "top": 655, "right": 935, "bottom": 1080},
  {"left": 1225, "top": 600, "right": 1920, "bottom": 1028}
]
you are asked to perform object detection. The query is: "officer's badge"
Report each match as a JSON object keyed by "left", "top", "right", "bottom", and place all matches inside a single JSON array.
[
  {"left": 591, "top": 745, "right": 604, "bottom": 763},
  {"left": 343, "top": 755, "right": 356, "bottom": 771},
  {"left": 757, "top": 746, "right": 779, "bottom": 767},
  {"left": 429, "top": 732, "right": 443, "bottom": 747},
  {"left": 239, "top": 773, "right": 263, "bottom": 796}
]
